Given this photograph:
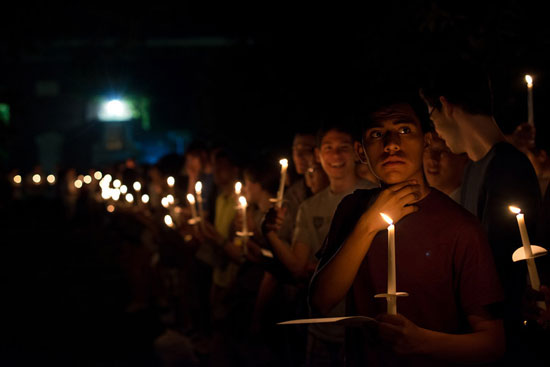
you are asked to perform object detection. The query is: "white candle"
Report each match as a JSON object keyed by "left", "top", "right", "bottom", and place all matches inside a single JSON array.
[
  {"left": 235, "top": 181, "right": 242, "bottom": 196},
  {"left": 380, "top": 213, "right": 397, "bottom": 315},
  {"left": 195, "top": 181, "right": 205, "bottom": 221},
  {"left": 187, "top": 193, "right": 198, "bottom": 220},
  {"left": 509, "top": 206, "right": 541, "bottom": 291},
  {"left": 525, "top": 75, "right": 534, "bottom": 126},
  {"left": 239, "top": 195, "right": 249, "bottom": 256},
  {"left": 276, "top": 159, "right": 289, "bottom": 208}
]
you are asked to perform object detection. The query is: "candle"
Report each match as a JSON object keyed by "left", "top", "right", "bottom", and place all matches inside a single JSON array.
[
  {"left": 47, "top": 174, "right": 56, "bottom": 185},
  {"left": 187, "top": 193, "right": 198, "bottom": 221},
  {"left": 239, "top": 195, "right": 249, "bottom": 256},
  {"left": 235, "top": 181, "right": 242, "bottom": 196},
  {"left": 141, "top": 194, "right": 150, "bottom": 204},
  {"left": 167, "top": 176, "right": 175, "bottom": 188},
  {"left": 133, "top": 181, "right": 141, "bottom": 192},
  {"left": 195, "top": 181, "right": 205, "bottom": 221},
  {"left": 380, "top": 213, "right": 397, "bottom": 315},
  {"left": 509, "top": 206, "right": 546, "bottom": 310},
  {"left": 164, "top": 214, "right": 174, "bottom": 228},
  {"left": 525, "top": 75, "right": 534, "bottom": 126},
  {"left": 276, "top": 159, "right": 289, "bottom": 208}
]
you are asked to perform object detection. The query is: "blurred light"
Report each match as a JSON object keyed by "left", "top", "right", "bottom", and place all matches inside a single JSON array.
[
  {"left": 133, "top": 182, "right": 142, "bottom": 191},
  {"left": 167, "top": 194, "right": 175, "bottom": 204},
  {"left": 83, "top": 175, "right": 92, "bottom": 184},
  {"left": 235, "top": 181, "right": 242, "bottom": 195},
  {"left": 113, "top": 179, "right": 121, "bottom": 188},
  {"left": 164, "top": 215, "right": 174, "bottom": 228},
  {"left": 74, "top": 179, "right": 83, "bottom": 189},
  {"left": 107, "top": 204, "right": 115, "bottom": 213},
  {"left": 195, "top": 181, "right": 202, "bottom": 195},
  {"left": 32, "top": 174, "right": 42, "bottom": 184},
  {"left": 141, "top": 194, "right": 150, "bottom": 203},
  {"left": 125, "top": 193, "right": 134, "bottom": 203},
  {"left": 509, "top": 206, "right": 522, "bottom": 214},
  {"left": 161, "top": 197, "right": 170, "bottom": 208},
  {"left": 47, "top": 174, "right": 56, "bottom": 184},
  {"left": 13, "top": 175, "right": 22, "bottom": 184},
  {"left": 94, "top": 171, "right": 103, "bottom": 180},
  {"left": 120, "top": 185, "right": 128, "bottom": 194},
  {"left": 98, "top": 99, "right": 133, "bottom": 121},
  {"left": 167, "top": 176, "right": 175, "bottom": 187},
  {"left": 103, "top": 174, "right": 112, "bottom": 183},
  {"left": 101, "top": 189, "right": 111, "bottom": 200}
]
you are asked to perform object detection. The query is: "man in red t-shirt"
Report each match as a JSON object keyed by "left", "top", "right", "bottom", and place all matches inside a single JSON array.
[{"left": 309, "top": 91, "right": 505, "bottom": 366}]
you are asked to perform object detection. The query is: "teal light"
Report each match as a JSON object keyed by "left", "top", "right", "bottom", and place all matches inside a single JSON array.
[{"left": 0, "top": 103, "right": 10, "bottom": 126}]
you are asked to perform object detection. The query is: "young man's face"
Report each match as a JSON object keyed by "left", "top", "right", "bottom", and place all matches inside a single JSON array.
[
  {"left": 362, "top": 103, "right": 425, "bottom": 185},
  {"left": 292, "top": 134, "right": 316, "bottom": 175},
  {"left": 426, "top": 102, "right": 463, "bottom": 154},
  {"left": 317, "top": 129, "right": 356, "bottom": 181},
  {"left": 423, "top": 132, "right": 469, "bottom": 194}
]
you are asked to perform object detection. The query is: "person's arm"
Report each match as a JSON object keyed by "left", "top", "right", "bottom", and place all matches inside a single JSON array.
[
  {"left": 310, "top": 181, "right": 420, "bottom": 315},
  {"left": 376, "top": 312, "right": 505, "bottom": 364}
]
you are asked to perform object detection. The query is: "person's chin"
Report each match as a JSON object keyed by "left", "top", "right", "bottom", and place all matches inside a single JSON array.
[{"left": 380, "top": 171, "right": 409, "bottom": 185}]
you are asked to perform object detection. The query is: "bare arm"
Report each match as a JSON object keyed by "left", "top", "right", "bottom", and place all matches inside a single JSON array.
[
  {"left": 377, "top": 312, "right": 505, "bottom": 364},
  {"left": 310, "top": 181, "right": 421, "bottom": 315}
]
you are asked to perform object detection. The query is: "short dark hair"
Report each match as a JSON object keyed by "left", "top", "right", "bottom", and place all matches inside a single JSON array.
[
  {"left": 419, "top": 60, "right": 493, "bottom": 116},
  {"left": 243, "top": 157, "right": 280, "bottom": 196},
  {"left": 357, "top": 88, "right": 433, "bottom": 136}
]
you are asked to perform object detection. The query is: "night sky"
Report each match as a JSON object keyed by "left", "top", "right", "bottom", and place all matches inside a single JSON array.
[{"left": 2, "top": 1, "right": 550, "bottom": 172}]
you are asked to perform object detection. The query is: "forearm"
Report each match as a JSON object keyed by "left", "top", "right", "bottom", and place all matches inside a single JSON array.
[
  {"left": 417, "top": 320, "right": 505, "bottom": 364},
  {"left": 310, "top": 223, "right": 376, "bottom": 315}
]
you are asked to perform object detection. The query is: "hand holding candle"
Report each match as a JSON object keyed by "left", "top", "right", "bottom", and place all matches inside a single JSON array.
[{"left": 509, "top": 206, "right": 547, "bottom": 311}]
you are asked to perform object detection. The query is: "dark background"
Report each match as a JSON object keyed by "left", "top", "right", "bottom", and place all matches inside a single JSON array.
[{"left": 2, "top": 1, "right": 550, "bottom": 173}]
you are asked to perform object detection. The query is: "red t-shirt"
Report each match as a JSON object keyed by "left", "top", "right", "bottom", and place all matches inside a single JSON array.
[{"left": 315, "top": 188, "right": 504, "bottom": 367}]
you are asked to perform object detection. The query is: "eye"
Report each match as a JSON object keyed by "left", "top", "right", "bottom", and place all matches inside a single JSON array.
[
  {"left": 398, "top": 126, "right": 412, "bottom": 134},
  {"left": 369, "top": 130, "right": 383, "bottom": 139}
]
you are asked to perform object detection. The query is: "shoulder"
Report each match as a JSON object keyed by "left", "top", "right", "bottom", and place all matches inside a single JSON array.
[{"left": 424, "top": 189, "right": 483, "bottom": 229}]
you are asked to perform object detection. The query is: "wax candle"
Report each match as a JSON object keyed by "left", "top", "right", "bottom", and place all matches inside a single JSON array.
[
  {"left": 276, "top": 159, "right": 288, "bottom": 208},
  {"left": 195, "top": 181, "right": 205, "bottom": 221},
  {"left": 509, "top": 206, "right": 540, "bottom": 287},
  {"left": 187, "top": 193, "right": 198, "bottom": 221},
  {"left": 380, "top": 213, "right": 396, "bottom": 315},
  {"left": 525, "top": 75, "right": 534, "bottom": 126},
  {"left": 239, "top": 195, "right": 249, "bottom": 256}
]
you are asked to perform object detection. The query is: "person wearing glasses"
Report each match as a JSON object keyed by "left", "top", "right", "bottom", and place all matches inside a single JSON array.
[{"left": 419, "top": 60, "right": 544, "bottom": 365}]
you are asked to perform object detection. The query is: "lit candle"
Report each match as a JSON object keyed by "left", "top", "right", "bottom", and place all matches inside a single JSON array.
[
  {"left": 187, "top": 193, "right": 198, "bottom": 221},
  {"left": 141, "top": 194, "right": 150, "bottom": 204},
  {"left": 235, "top": 181, "right": 242, "bottom": 196},
  {"left": 133, "top": 182, "right": 142, "bottom": 192},
  {"left": 380, "top": 213, "right": 396, "bottom": 315},
  {"left": 525, "top": 75, "right": 534, "bottom": 126},
  {"left": 195, "top": 181, "right": 205, "bottom": 221},
  {"left": 33, "top": 174, "right": 42, "bottom": 185},
  {"left": 47, "top": 174, "right": 56, "bottom": 185},
  {"left": 238, "top": 195, "right": 249, "bottom": 256},
  {"left": 509, "top": 206, "right": 546, "bottom": 310},
  {"left": 164, "top": 214, "right": 174, "bottom": 228},
  {"left": 276, "top": 159, "right": 288, "bottom": 208}
]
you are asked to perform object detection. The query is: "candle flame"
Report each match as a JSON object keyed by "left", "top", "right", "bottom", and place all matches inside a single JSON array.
[
  {"left": 141, "top": 194, "right": 150, "bottom": 203},
  {"left": 164, "top": 215, "right": 174, "bottom": 227},
  {"left": 113, "top": 179, "right": 121, "bottom": 188},
  {"left": 280, "top": 158, "right": 288, "bottom": 168},
  {"left": 120, "top": 185, "right": 128, "bottom": 194},
  {"left": 94, "top": 171, "right": 103, "bottom": 180},
  {"left": 167, "top": 176, "right": 175, "bottom": 187},
  {"left": 125, "top": 193, "right": 134, "bottom": 203},
  {"left": 239, "top": 195, "right": 247, "bottom": 207},
  {"left": 186, "top": 193, "right": 196, "bottom": 205},
  {"left": 380, "top": 213, "right": 393, "bottom": 225},
  {"left": 161, "top": 197, "right": 170, "bottom": 208},
  {"left": 133, "top": 182, "right": 141, "bottom": 191},
  {"left": 74, "top": 179, "right": 83, "bottom": 189},
  {"left": 107, "top": 204, "right": 115, "bottom": 213},
  {"left": 195, "top": 181, "right": 202, "bottom": 195},
  {"left": 167, "top": 194, "right": 175, "bottom": 204},
  {"left": 83, "top": 175, "right": 92, "bottom": 184},
  {"left": 13, "top": 175, "right": 22, "bottom": 184},
  {"left": 33, "top": 174, "right": 41, "bottom": 184},
  {"left": 235, "top": 181, "right": 242, "bottom": 195},
  {"left": 509, "top": 206, "right": 522, "bottom": 214},
  {"left": 47, "top": 174, "right": 56, "bottom": 184},
  {"left": 525, "top": 75, "right": 533, "bottom": 87}
]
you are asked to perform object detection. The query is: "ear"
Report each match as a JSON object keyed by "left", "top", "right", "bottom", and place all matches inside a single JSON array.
[
  {"left": 439, "top": 96, "right": 453, "bottom": 117},
  {"left": 354, "top": 141, "right": 368, "bottom": 164}
]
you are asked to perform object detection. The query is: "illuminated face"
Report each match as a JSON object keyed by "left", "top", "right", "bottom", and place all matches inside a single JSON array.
[
  {"left": 423, "top": 132, "right": 469, "bottom": 194},
  {"left": 363, "top": 104, "right": 425, "bottom": 185},
  {"left": 292, "top": 134, "right": 316, "bottom": 175},
  {"left": 317, "top": 130, "right": 357, "bottom": 181}
]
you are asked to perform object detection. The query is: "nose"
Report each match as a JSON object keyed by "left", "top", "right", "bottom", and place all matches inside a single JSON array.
[{"left": 383, "top": 131, "right": 401, "bottom": 153}]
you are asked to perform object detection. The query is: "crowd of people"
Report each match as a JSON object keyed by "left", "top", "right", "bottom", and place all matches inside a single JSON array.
[{"left": 1, "top": 62, "right": 550, "bottom": 366}]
